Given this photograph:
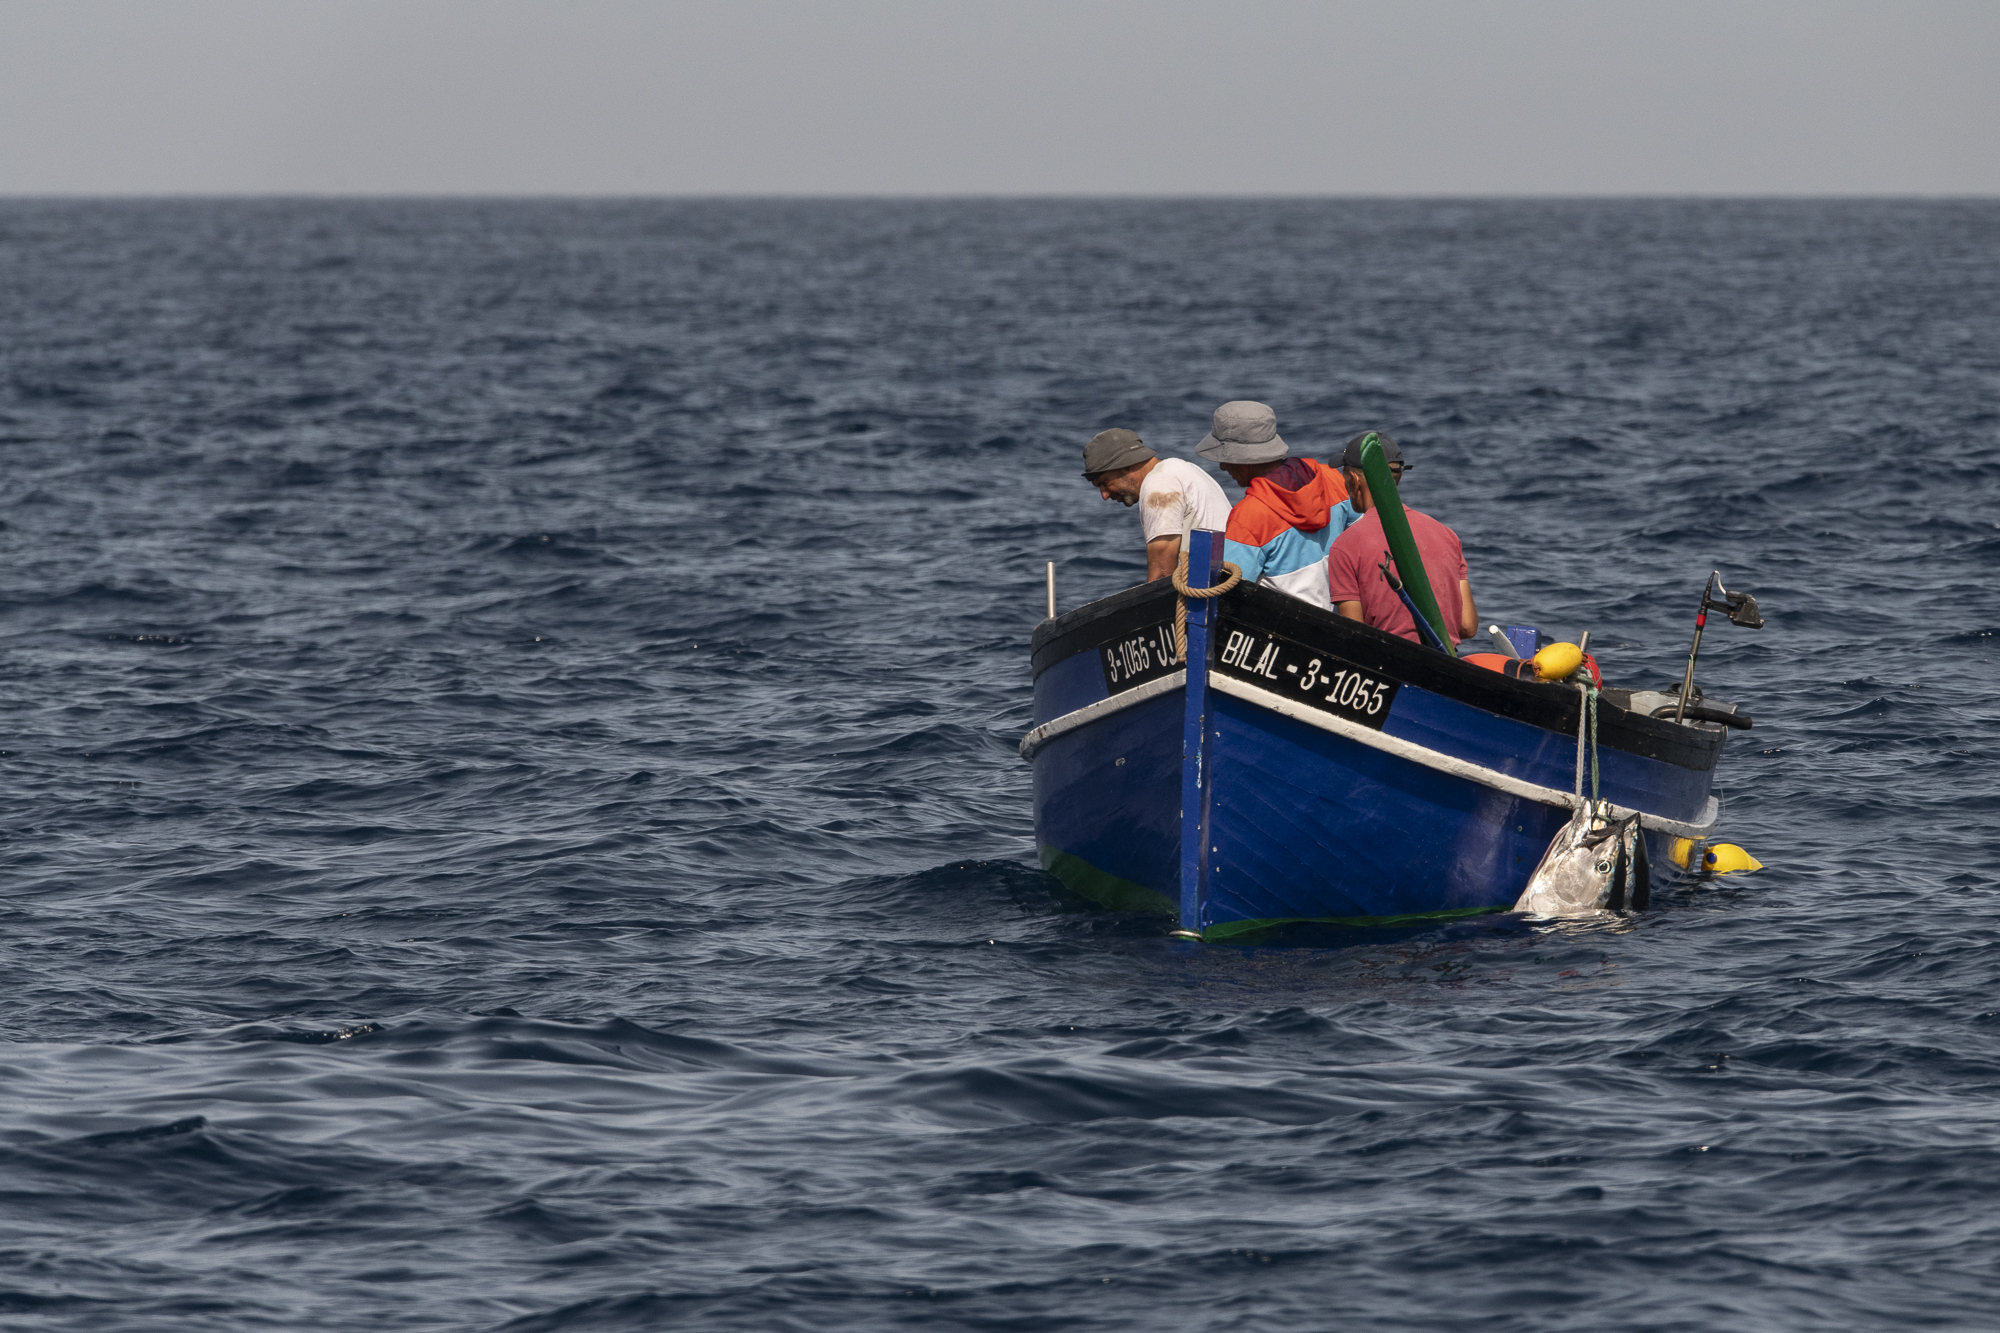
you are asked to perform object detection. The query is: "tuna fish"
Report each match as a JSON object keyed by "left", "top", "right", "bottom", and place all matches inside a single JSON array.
[{"left": 1515, "top": 801, "right": 1649, "bottom": 917}]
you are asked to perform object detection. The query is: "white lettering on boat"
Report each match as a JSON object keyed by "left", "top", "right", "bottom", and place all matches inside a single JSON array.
[
  {"left": 1214, "top": 620, "right": 1401, "bottom": 731},
  {"left": 1099, "top": 622, "right": 1181, "bottom": 693}
]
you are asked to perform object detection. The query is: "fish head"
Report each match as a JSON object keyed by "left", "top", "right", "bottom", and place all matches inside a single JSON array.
[{"left": 1515, "top": 807, "right": 1640, "bottom": 918}]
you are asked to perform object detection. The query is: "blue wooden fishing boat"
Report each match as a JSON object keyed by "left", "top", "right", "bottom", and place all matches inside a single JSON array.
[{"left": 1021, "top": 528, "right": 1751, "bottom": 941}]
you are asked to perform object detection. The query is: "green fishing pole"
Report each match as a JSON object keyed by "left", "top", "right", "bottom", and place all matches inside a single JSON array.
[{"left": 1357, "top": 433, "right": 1456, "bottom": 656}]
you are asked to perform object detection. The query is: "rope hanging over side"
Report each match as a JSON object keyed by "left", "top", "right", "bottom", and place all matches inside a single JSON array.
[
  {"left": 1171, "top": 547, "right": 1243, "bottom": 663},
  {"left": 1587, "top": 682, "right": 1600, "bottom": 802},
  {"left": 1572, "top": 678, "right": 1602, "bottom": 805}
]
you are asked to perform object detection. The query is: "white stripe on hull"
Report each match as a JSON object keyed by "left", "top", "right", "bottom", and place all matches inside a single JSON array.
[
  {"left": 1020, "top": 671, "right": 1719, "bottom": 839},
  {"left": 1018, "top": 671, "right": 1184, "bottom": 759}
]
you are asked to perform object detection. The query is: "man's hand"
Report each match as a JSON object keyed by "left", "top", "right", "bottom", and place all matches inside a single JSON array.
[{"left": 1146, "top": 535, "right": 1181, "bottom": 583}]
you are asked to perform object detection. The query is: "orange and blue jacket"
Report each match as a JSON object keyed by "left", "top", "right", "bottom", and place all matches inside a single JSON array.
[{"left": 1222, "top": 458, "right": 1356, "bottom": 610}]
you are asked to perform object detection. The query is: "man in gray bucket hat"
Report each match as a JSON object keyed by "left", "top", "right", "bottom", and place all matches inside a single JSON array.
[
  {"left": 1193, "top": 401, "right": 1354, "bottom": 609},
  {"left": 1082, "top": 427, "right": 1230, "bottom": 583},
  {"left": 1194, "top": 400, "right": 1289, "bottom": 470}
]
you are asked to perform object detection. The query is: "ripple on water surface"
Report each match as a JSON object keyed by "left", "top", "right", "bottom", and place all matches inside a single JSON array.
[{"left": 0, "top": 198, "right": 1996, "bottom": 1331}]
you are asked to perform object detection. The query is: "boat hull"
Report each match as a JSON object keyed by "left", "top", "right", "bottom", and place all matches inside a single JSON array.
[{"left": 1024, "top": 547, "right": 1726, "bottom": 937}]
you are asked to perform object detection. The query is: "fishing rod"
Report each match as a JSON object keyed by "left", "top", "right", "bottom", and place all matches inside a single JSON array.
[
  {"left": 1673, "top": 570, "right": 1763, "bottom": 723},
  {"left": 1377, "top": 558, "right": 1451, "bottom": 654}
]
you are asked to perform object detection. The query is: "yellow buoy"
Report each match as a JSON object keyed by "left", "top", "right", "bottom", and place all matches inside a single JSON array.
[
  {"left": 1703, "top": 843, "right": 1763, "bottom": 874},
  {"left": 1532, "top": 642, "right": 1583, "bottom": 681},
  {"left": 1668, "top": 837, "right": 1698, "bottom": 870}
]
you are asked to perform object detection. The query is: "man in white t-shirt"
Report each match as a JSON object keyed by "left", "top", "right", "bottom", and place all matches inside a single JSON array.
[{"left": 1082, "top": 428, "right": 1232, "bottom": 583}]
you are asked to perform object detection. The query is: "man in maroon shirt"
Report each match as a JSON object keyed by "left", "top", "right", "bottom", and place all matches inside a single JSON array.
[{"left": 1325, "top": 433, "right": 1479, "bottom": 647}]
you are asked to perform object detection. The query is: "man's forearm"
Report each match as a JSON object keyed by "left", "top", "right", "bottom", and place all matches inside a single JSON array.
[{"left": 1146, "top": 537, "right": 1180, "bottom": 582}]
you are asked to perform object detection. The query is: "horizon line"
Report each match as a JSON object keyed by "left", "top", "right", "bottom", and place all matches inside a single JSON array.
[{"left": 1, "top": 190, "right": 1996, "bottom": 203}]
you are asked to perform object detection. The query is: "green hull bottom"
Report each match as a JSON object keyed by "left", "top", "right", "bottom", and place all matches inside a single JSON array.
[
  {"left": 1037, "top": 844, "right": 1176, "bottom": 915},
  {"left": 1036, "top": 845, "right": 1512, "bottom": 942},
  {"left": 1199, "top": 903, "right": 1511, "bottom": 945}
]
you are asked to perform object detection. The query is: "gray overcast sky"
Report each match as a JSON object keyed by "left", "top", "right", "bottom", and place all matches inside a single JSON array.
[{"left": 0, "top": 0, "right": 1993, "bottom": 195}]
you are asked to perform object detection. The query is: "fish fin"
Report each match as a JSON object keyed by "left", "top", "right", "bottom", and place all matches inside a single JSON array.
[
  {"left": 1632, "top": 826, "right": 1651, "bottom": 911},
  {"left": 1607, "top": 829, "right": 1628, "bottom": 912}
]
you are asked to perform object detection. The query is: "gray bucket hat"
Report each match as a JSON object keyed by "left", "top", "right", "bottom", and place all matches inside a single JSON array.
[
  {"left": 1081, "top": 428, "right": 1155, "bottom": 478},
  {"left": 1194, "top": 401, "right": 1288, "bottom": 465}
]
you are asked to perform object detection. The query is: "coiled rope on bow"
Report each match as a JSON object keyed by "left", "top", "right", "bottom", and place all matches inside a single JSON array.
[{"left": 1171, "top": 547, "right": 1242, "bottom": 663}]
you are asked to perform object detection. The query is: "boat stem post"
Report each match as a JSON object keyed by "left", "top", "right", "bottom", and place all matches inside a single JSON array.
[
  {"left": 1045, "top": 562, "right": 1056, "bottom": 621},
  {"left": 1177, "top": 529, "right": 1217, "bottom": 937}
]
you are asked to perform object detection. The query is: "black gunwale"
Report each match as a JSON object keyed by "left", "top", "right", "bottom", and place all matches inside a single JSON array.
[
  {"left": 1031, "top": 580, "right": 1726, "bottom": 773},
  {"left": 1030, "top": 579, "right": 1181, "bottom": 677}
]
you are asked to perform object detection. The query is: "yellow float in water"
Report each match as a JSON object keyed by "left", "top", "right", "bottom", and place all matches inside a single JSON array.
[
  {"left": 1532, "top": 642, "right": 1584, "bottom": 680},
  {"left": 1668, "top": 837, "right": 1763, "bottom": 874},
  {"left": 1702, "top": 843, "right": 1763, "bottom": 873}
]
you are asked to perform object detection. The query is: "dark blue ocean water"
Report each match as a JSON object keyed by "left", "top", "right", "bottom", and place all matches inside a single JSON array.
[{"left": 0, "top": 199, "right": 1995, "bottom": 1331}]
